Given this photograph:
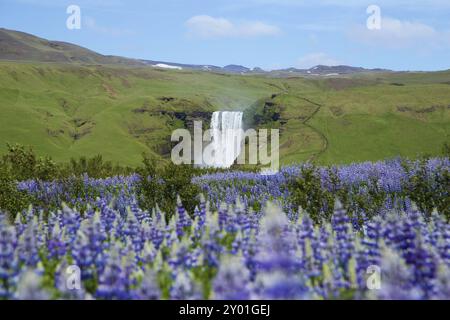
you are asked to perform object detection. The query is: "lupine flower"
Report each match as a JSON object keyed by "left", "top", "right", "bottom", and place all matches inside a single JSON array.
[
  {"left": 54, "top": 259, "right": 88, "bottom": 300},
  {"left": 0, "top": 217, "right": 19, "bottom": 299},
  {"left": 252, "top": 203, "right": 309, "bottom": 299},
  {"left": 2, "top": 158, "right": 449, "bottom": 300},
  {"left": 17, "top": 221, "right": 40, "bottom": 266},
  {"left": 137, "top": 268, "right": 161, "bottom": 300},
  {"left": 374, "top": 247, "right": 422, "bottom": 300},
  {"left": 96, "top": 246, "right": 131, "bottom": 299},
  {"left": 14, "top": 268, "right": 50, "bottom": 300},
  {"left": 213, "top": 256, "right": 251, "bottom": 300},
  {"left": 170, "top": 271, "right": 202, "bottom": 300}
]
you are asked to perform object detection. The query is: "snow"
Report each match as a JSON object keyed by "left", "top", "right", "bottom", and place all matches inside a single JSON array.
[{"left": 152, "top": 63, "right": 182, "bottom": 70}]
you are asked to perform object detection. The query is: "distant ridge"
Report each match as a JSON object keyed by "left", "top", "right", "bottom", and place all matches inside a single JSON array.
[
  {"left": 276, "top": 65, "right": 391, "bottom": 75},
  {"left": 0, "top": 28, "right": 145, "bottom": 66},
  {"left": 0, "top": 27, "right": 394, "bottom": 76}
]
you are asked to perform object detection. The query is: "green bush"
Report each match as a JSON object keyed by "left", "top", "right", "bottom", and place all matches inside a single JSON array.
[
  {"left": 402, "top": 160, "right": 450, "bottom": 219},
  {"left": 2, "top": 143, "right": 58, "bottom": 181},
  {"left": 287, "top": 164, "right": 390, "bottom": 225},
  {"left": 60, "top": 155, "right": 134, "bottom": 178},
  {"left": 0, "top": 164, "right": 32, "bottom": 221},
  {"left": 136, "top": 155, "right": 201, "bottom": 218},
  {"left": 287, "top": 165, "right": 335, "bottom": 224}
]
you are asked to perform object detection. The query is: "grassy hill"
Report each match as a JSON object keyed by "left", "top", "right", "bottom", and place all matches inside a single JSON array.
[
  {"left": 245, "top": 73, "right": 450, "bottom": 165},
  {"left": 0, "top": 61, "right": 286, "bottom": 165},
  {"left": 1, "top": 26, "right": 449, "bottom": 168},
  {"left": 0, "top": 60, "right": 449, "bottom": 166},
  {"left": 0, "top": 28, "right": 144, "bottom": 66}
]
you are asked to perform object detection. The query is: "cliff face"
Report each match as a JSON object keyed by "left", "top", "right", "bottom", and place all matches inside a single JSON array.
[{"left": 133, "top": 108, "right": 213, "bottom": 129}]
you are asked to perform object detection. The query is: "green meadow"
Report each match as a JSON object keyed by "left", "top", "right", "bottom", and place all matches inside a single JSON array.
[{"left": 0, "top": 61, "right": 449, "bottom": 166}]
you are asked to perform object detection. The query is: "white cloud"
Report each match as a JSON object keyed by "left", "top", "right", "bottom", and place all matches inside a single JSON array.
[
  {"left": 350, "top": 17, "right": 449, "bottom": 47},
  {"left": 186, "top": 15, "right": 281, "bottom": 38},
  {"left": 296, "top": 52, "right": 340, "bottom": 69}
]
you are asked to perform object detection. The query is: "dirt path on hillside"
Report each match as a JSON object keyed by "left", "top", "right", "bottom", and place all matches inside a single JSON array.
[
  {"left": 262, "top": 89, "right": 329, "bottom": 162},
  {"left": 290, "top": 95, "right": 329, "bottom": 162}
]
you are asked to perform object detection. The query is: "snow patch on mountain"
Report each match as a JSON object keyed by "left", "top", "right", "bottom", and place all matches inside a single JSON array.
[{"left": 152, "top": 63, "right": 183, "bottom": 70}]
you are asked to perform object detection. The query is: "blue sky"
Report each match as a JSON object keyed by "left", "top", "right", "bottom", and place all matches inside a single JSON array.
[{"left": 1, "top": 0, "right": 450, "bottom": 70}]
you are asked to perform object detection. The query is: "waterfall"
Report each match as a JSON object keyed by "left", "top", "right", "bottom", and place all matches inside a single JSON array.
[{"left": 210, "top": 111, "right": 243, "bottom": 168}]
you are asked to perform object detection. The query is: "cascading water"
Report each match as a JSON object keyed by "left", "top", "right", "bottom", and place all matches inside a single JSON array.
[{"left": 210, "top": 111, "right": 243, "bottom": 168}]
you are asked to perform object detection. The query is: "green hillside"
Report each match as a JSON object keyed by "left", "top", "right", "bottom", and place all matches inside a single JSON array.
[
  {"left": 0, "top": 28, "right": 144, "bottom": 66},
  {"left": 0, "top": 61, "right": 449, "bottom": 166}
]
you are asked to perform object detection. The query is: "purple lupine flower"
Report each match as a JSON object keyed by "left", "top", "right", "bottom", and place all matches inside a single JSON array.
[
  {"left": 170, "top": 271, "right": 202, "bottom": 300},
  {"left": 252, "top": 203, "right": 309, "bottom": 299},
  {"left": 0, "top": 218, "right": 19, "bottom": 299},
  {"left": 432, "top": 263, "right": 450, "bottom": 299},
  {"left": 123, "top": 209, "right": 141, "bottom": 251},
  {"left": 138, "top": 240, "right": 156, "bottom": 265},
  {"left": 375, "top": 247, "right": 422, "bottom": 300},
  {"left": 54, "top": 259, "right": 87, "bottom": 300},
  {"left": 4, "top": 158, "right": 449, "bottom": 300},
  {"left": 17, "top": 221, "right": 40, "bottom": 266},
  {"left": 331, "top": 200, "right": 354, "bottom": 271},
  {"left": 175, "top": 196, "right": 191, "bottom": 238},
  {"left": 71, "top": 230, "right": 95, "bottom": 280},
  {"left": 14, "top": 269, "right": 50, "bottom": 300},
  {"left": 409, "top": 235, "right": 438, "bottom": 297},
  {"left": 47, "top": 223, "right": 67, "bottom": 260},
  {"left": 213, "top": 256, "right": 251, "bottom": 300},
  {"left": 96, "top": 247, "right": 131, "bottom": 300},
  {"left": 136, "top": 268, "right": 160, "bottom": 300}
]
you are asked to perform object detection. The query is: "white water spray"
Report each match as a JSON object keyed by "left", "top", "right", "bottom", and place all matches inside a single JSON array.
[{"left": 210, "top": 111, "right": 243, "bottom": 168}]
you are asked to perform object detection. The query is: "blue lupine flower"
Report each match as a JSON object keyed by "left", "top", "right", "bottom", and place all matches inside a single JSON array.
[
  {"left": 213, "top": 256, "right": 251, "bottom": 300},
  {"left": 3, "top": 158, "right": 449, "bottom": 300},
  {"left": 170, "top": 271, "right": 202, "bottom": 300},
  {"left": 0, "top": 218, "right": 19, "bottom": 299},
  {"left": 14, "top": 268, "right": 50, "bottom": 300},
  {"left": 137, "top": 268, "right": 160, "bottom": 300}
]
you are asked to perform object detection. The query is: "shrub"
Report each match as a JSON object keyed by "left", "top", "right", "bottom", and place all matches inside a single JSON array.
[
  {"left": 2, "top": 143, "right": 58, "bottom": 181},
  {"left": 287, "top": 164, "right": 334, "bottom": 223},
  {"left": 0, "top": 164, "right": 31, "bottom": 221},
  {"left": 61, "top": 155, "right": 133, "bottom": 178},
  {"left": 402, "top": 160, "right": 450, "bottom": 219},
  {"left": 136, "top": 156, "right": 201, "bottom": 218}
]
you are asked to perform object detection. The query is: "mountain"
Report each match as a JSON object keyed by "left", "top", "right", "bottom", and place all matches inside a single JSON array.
[
  {"left": 273, "top": 65, "right": 391, "bottom": 76},
  {"left": 0, "top": 28, "right": 394, "bottom": 76},
  {"left": 0, "top": 28, "right": 145, "bottom": 66},
  {"left": 252, "top": 67, "right": 266, "bottom": 73},
  {"left": 139, "top": 59, "right": 223, "bottom": 72},
  {"left": 223, "top": 64, "right": 251, "bottom": 73}
]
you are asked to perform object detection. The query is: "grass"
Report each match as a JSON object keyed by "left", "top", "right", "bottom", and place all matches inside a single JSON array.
[
  {"left": 0, "top": 61, "right": 449, "bottom": 166},
  {"left": 310, "top": 113, "right": 449, "bottom": 164}
]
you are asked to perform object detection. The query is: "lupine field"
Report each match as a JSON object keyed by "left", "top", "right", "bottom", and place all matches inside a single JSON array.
[{"left": 0, "top": 157, "right": 449, "bottom": 300}]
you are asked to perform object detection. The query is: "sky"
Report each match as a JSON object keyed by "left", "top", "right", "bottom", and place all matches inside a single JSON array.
[{"left": 1, "top": 0, "right": 450, "bottom": 71}]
